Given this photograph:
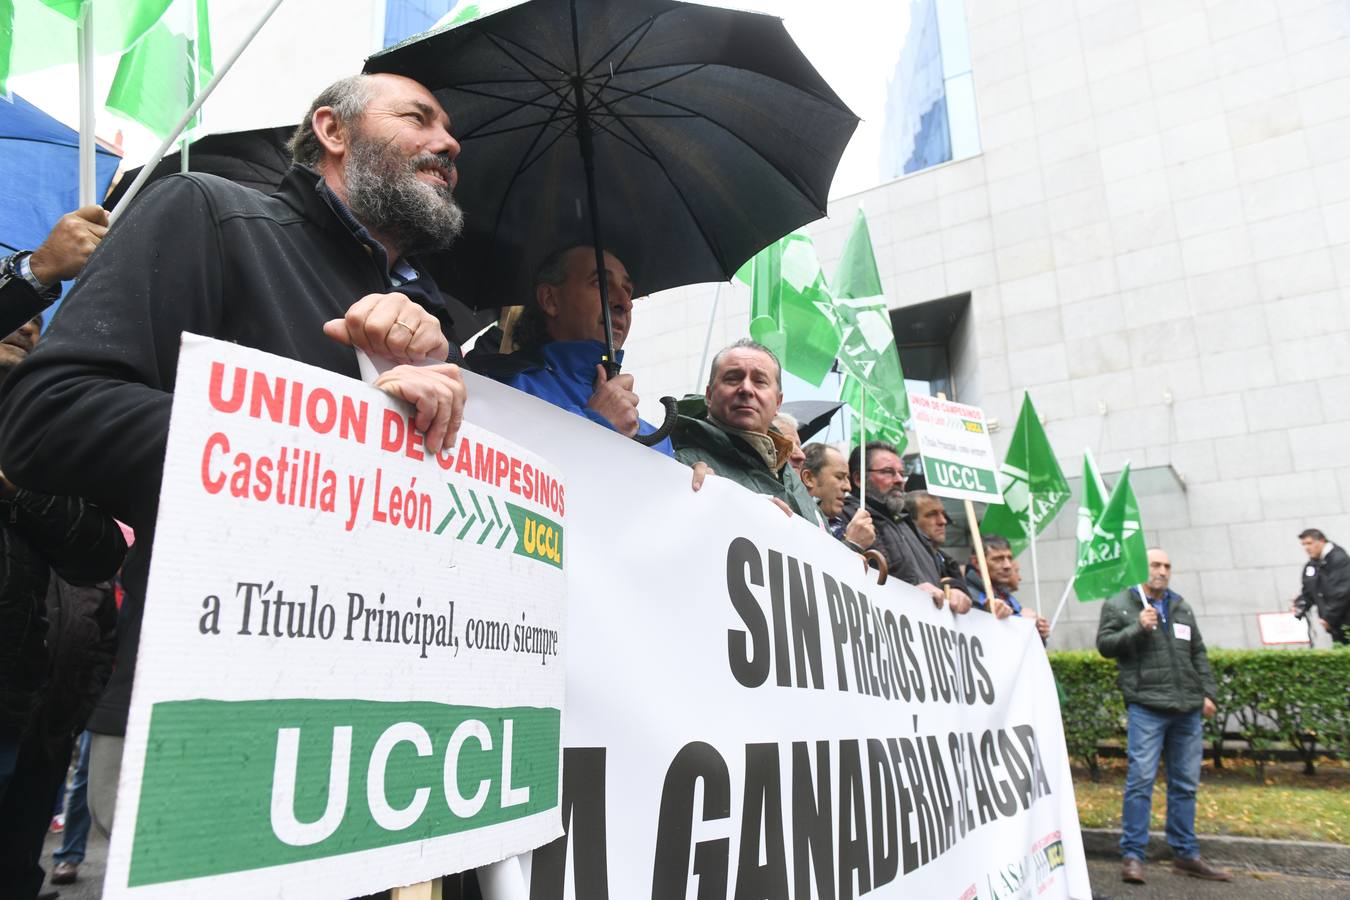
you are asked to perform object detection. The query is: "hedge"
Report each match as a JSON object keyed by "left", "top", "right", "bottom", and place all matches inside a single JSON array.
[{"left": 1048, "top": 649, "right": 1350, "bottom": 779}]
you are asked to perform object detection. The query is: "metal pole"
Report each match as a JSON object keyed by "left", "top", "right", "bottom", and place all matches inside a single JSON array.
[
  {"left": 1047, "top": 577, "right": 1075, "bottom": 633},
  {"left": 858, "top": 388, "right": 867, "bottom": 511},
  {"left": 568, "top": 0, "right": 619, "bottom": 379},
  {"left": 1028, "top": 490, "right": 1042, "bottom": 610},
  {"left": 77, "top": 1, "right": 95, "bottom": 206},
  {"left": 110, "top": 0, "right": 287, "bottom": 223}
]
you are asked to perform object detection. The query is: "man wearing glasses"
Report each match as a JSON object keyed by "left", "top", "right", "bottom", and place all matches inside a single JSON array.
[{"left": 840, "top": 441, "right": 970, "bottom": 612}]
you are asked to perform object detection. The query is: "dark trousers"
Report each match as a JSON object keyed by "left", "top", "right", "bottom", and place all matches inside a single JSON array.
[
  {"left": 1326, "top": 606, "right": 1350, "bottom": 645},
  {"left": 0, "top": 732, "right": 72, "bottom": 900}
]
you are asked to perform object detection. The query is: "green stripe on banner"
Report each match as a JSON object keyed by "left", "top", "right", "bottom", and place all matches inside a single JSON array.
[
  {"left": 924, "top": 458, "right": 998, "bottom": 494},
  {"left": 128, "top": 700, "right": 560, "bottom": 886}
]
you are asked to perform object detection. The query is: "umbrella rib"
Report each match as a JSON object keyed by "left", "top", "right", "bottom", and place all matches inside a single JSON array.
[
  {"left": 517, "top": 123, "right": 576, "bottom": 173},
  {"left": 452, "top": 85, "right": 575, "bottom": 141},
  {"left": 580, "top": 8, "right": 682, "bottom": 79},
  {"left": 477, "top": 28, "right": 570, "bottom": 84},
  {"left": 585, "top": 102, "right": 730, "bottom": 271},
  {"left": 588, "top": 14, "right": 657, "bottom": 82},
  {"left": 592, "top": 78, "right": 830, "bottom": 214}
]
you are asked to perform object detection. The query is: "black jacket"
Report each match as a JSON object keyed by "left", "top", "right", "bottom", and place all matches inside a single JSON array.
[
  {"left": 0, "top": 488, "right": 124, "bottom": 738},
  {"left": 0, "top": 264, "right": 57, "bottom": 338},
  {"left": 1096, "top": 587, "right": 1217, "bottom": 713},
  {"left": 1296, "top": 543, "right": 1350, "bottom": 620},
  {"left": 840, "top": 492, "right": 938, "bottom": 587},
  {"left": 0, "top": 166, "right": 453, "bottom": 734}
]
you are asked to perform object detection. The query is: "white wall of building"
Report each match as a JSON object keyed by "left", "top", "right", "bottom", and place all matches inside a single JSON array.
[{"left": 622, "top": 0, "right": 1350, "bottom": 650}]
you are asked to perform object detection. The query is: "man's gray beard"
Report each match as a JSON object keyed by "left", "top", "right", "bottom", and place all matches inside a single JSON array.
[
  {"left": 344, "top": 136, "right": 464, "bottom": 256},
  {"left": 882, "top": 488, "right": 907, "bottom": 518}
]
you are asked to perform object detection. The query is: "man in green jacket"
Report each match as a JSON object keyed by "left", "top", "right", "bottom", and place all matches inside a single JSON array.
[
  {"left": 672, "top": 339, "right": 820, "bottom": 524},
  {"left": 1096, "top": 548, "right": 1230, "bottom": 885}
]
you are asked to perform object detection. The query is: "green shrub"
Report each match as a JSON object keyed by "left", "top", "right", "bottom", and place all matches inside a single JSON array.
[{"left": 1049, "top": 649, "right": 1350, "bottom": 777}]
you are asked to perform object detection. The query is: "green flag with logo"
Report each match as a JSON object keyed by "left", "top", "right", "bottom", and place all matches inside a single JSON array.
[
  {"left": 980, "top": 393, "right": 1070, "bottom": 554},
  {"left": 0, "top": 0, "right": 171, "bottom": 95},
  {"left": 832, "top": 208, "right": 909, "bottom": 423},
  {"left": 1075, "top": 448, "right": 1108, "bottom": 569},
  {"left": 840, "top": 373, "right": 907, "bottom": 452},
  {"left": 105, "top": 0, "right": 211, "bottom": 138},
  {"left": 1074, "top": 461, "right": 1148, "bottom": 602},
  {"left": 735, "top": 231, "right": 841, "bottom": 386}
]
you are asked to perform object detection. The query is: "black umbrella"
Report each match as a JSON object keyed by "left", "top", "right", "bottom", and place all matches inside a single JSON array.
[
  {"left": 780, "top": 399, "right": 845, "bottom": 443},
  {"left": 102, "top": 126, "right": 295, "bottom": 209},
  {"left": 365, "top": 0, "right": 858, "bottom": 382}
]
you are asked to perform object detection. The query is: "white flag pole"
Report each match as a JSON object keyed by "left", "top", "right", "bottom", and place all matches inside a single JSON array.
[
  {"left": 1047, "top": 576, "right": 1075, "bottom": 634},
  {"left": 110, "top": 0, "right": 286, "bottom": 223},
  {"left": 77, "top": 1, "right": 95, "bottom": 206},
  {"left": 858, "top": 387, "right": 867, "bottom": 511},
  {"left": 1028, "top": 490, "right": 1042, "bottom": 610}
]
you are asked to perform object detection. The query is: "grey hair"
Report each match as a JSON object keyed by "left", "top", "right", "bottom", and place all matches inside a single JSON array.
[
  {"left": 903, "top": 489, "right": 942, "bottom": 519},
  {"left": 707, "top": 338, "right": 782, "bottom": 389},
  {"left": 801, "top": 441, "right": 840, "bottom": 477},
  {"left": 288, "top": 74, "right": 377, "bottom": 169},
  {"left": 772, "top": 411, "right": 799, "bottom": 431}
]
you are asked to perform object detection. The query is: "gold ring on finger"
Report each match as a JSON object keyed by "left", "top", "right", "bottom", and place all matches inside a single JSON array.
[{"left": 392, "top": 319, "right": 417, "bottom": 333}]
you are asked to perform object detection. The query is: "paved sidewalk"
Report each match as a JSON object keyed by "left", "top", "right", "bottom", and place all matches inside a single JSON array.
[{"left": 1085, "top": 857, "right": 1349, "bottom": 899}]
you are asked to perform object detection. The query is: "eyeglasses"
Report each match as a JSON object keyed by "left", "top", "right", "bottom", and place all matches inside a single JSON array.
[{"left": 867, "top": 467, "right": 904, "bottom": 479}]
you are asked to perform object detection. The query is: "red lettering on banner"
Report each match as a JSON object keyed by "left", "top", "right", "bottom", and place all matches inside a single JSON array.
[{"left": 201, "top": 432, "right": 229, "bottom": 492}]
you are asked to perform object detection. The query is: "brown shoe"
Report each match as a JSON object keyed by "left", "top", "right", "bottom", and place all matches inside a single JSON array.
[
  {"left": 1172, "top": 856, "right": 1231, "bottom": 881},
  {"left": 50, "top": 861, "right": 78, "bottom": 885},
  {"left": 1121, "top": 857, "right": 1145, "bottom": 883}
]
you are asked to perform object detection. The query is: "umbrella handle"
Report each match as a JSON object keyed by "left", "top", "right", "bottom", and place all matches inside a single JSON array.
[
  {"left": 863, "top": 549, "right": 889, "bottom": 585},
  {"left": 633, "top": 396, "right": 678, "bottom": 447}
]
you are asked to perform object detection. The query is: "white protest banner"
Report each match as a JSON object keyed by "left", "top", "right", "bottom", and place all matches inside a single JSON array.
[
  {"left": 103, "top": 336, "right": 566, "bottom": 899},
  {"left": 464, "top": 376, "right": 1092, "bottom": 900},
  {"left": 908, "top": 393, "right": 1004, "bottom": 504}
]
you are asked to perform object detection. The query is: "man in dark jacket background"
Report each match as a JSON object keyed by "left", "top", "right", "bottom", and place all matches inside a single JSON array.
[
  {"left": 840, "top": 442, "right": 969, "bottom": 611},
  {"left": 1097, "top": 547, "right": 1230, "bottom": 885},
  {"left": 1293, "top": 528, "right": 1349, "bottom": 644},
  {"left": 0, "top": 72, "right": 470, "bottom": 837},
  {"left": 0, "top": 314, "right": 125, "bottom": 898}
]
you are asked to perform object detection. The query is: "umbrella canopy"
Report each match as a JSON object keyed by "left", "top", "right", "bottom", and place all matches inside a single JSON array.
[
  {"left": 780, "top": 399, "right": 845, "bottom": 443},
  {"left": 0, "top": 94, "right": 120, "bottom": 257},
  {"left": 102, "top": 125, "right": 296, "bottom": 210},
  {"left": 365, "top": 0, "right": 858, "bottom": 312}
]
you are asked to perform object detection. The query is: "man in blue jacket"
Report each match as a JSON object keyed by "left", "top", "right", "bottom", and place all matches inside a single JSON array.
[{"left": 468, "top": 245, "right": 673, "bottom": 454}]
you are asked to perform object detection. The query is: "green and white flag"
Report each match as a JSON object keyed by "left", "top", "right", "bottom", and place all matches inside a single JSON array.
[
  {"left": 1074, "top": 448, "right": 1109, "bottom": 569},
  {"left": 1074, "top": 461, "right": 1148, "bottom": 602},
  {"left": 735, "top": 231, "right": 841, "bottom": 387},
  {"left": 840, "top": 372, "right": 906, "bottom": 452},
  {"left": 105, "top": 0, "right": 211, "bottom": 138},
  {"left": 832, "top": 208, "right": 908, "bottom": 424},
  {"left": 980, "top": 393, "right": 1070, "bottom": 554},
  {"left": 0, "top": 0, "right": 170, "bottom": 95}
]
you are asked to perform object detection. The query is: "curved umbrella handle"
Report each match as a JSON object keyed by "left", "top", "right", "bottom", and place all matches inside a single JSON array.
[
  {"left": 863, "top": 549, "right": 889, "bottom": 585},
  {"left": 633, "top": 396, "right": 678, "bottom": 447}
]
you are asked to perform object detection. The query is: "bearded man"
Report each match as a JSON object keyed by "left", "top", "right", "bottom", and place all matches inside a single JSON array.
[
  {"left": 0, "top": 73, "right": 469, "bottom": 835},
  {"left": 840, "top": 442, "right": 968, "bottom": 611}
]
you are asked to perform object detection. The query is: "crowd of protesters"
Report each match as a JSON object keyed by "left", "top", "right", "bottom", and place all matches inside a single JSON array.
[{"left": 2, "top": 69, "right": 1343, "bottom": 900}]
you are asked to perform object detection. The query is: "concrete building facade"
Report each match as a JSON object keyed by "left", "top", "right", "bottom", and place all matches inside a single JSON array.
[{"left": 620, "top": 0, "right": 1350, "bottom": 650}]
